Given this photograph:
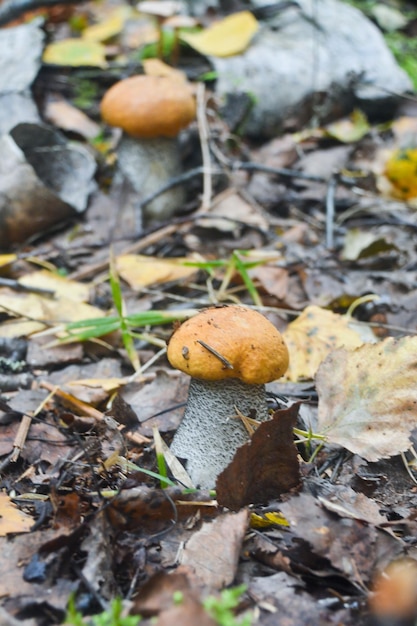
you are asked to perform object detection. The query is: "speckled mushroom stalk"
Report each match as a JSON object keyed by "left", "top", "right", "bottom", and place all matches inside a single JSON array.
[{"left": 167, "top": 306, "right": 289, "bottom": 489}]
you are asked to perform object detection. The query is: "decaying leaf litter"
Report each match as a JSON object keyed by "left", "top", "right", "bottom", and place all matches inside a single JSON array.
[{"left": 1, "top": 0, "right": 417, "bottom": 624}]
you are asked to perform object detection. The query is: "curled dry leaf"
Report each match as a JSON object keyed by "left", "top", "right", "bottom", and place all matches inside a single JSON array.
[
  {"left": 316, "top": 336, "right": 417, "bottom": 461},
  {"left": 216, "top": 403, "right": 301, "bottom": 511}
]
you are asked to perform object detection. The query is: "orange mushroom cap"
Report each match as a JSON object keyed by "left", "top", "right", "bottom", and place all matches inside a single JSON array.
[
  {"left": 100, "top": 74, "right": 196, "bottom": 139},
  {"left": 167, "top": 305, "right": 289, "bottom": 385}
]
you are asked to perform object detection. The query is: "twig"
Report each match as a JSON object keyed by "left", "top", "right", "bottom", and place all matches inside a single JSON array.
[
  {"left": 0, "top": 278, "right": 54, "bottom": 296},
  {"left": 196, "top": 339, "right": 234, "bottom": 369},
  {"left": 39, "top": 381, "right": 150, "bottom": 446},
  {"left": 196, "top": 82, "right": 213, "bottom": 210},
  {"left": 10, "top": 388, "right": 52, "bottom": 462},
  {"left": 137, "top": 166, "right": 222, "bottom": 210},
  {"left": 325, "top": 174, "right": 337, "bottom": 249},
  {"left": 68, "top": 223, "right": 182, "bottom": 281},
  {"left": 0, "top": 0, "right": 84, "bottom": 26},
  {"left": 232, "top": 161, "right": 327, "bottom": 183}
]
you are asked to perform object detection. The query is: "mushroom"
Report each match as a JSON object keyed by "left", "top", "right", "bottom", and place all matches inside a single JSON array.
[
  {"left": 100, "top": 73, "right": 196, "bottom": 223},
  {"left": 167, "top": 305, "right": 289, "bottom": 488}
]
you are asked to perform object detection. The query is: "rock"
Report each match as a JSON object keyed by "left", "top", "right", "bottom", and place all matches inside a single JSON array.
[
  {"left": 212, "top": 0, "right": 411, "bottom": 137},
  {"left": 0, "top": 19, "right": 44, "bottom": 134},
  {"left": 0, "top": 124, "right": 96, "bottom": 248}
]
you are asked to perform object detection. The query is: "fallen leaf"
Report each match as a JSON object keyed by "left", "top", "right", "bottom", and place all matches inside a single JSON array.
[
  {"left": 82, "top": 6, "right": 132, "bottom": 42},
  {"left": 0, "top": 493, "right": 33, "bottom": 535},
  {"left": 325, "top": 110, "right": 370, "bottom": 143},
  {"left": 43, "top": 39, "right": 107, "bottom": 67},
  {"left": 383, "top": 148, "right": 417, "bottom": 200},
  {"left": 280, "top": 492, "right": 380, "bottom": 581},
  {"left": 216, "top": 403, "right": 301, "bottom": 511},
  {"left": 180, "top": 11, "right": 259, "bottom": 57},
  {"left": 131, "top": 571, "right": 201, "bottom": 617},
  {"left": 45, "top": 99, "right": 101, "bottom": 139},
  {"left": 282, "top": 305, "right": 364, "bottom": 382},
  {"left": 316, "top": 336, "right": 417, "bottom": 461},
  {"left": 180, "top": 509, "right": 249, "bottom": 589},
  {"left": 0, "top": 292, "right": 104, "bottom": 338},
  {"left": 116, "top": 254, "right": 197, "bottom": 289},
  {"left": 341, "top": 229, "right": 397, "bottom": 261},
  {"left": 198, "top": 190, "right": 269, "bottom": 232},
  {"left": 0, "top": 254, "right": 17, "bottom": 268},
  {"left": 18, "top": 270, "right": 90, "bottom": 302},
  {"left": 143, "top": 57, "right": 189, "bottom": 82}
]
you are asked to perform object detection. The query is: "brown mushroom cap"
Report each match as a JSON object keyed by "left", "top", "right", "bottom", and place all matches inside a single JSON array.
[
  {"left": 167, "top": 305, "right": 289, "bottom": 384},
  {"left": 100, "top": 75, "right": 196, "bottom": 139}
]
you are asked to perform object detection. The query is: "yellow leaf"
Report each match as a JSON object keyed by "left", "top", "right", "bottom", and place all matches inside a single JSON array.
[
  {"left": 325, "top": 110, "right": 370, "bottom": 144},
  {"left": 317, "top": 336, "right": 417, "bottom": 461},
  {"left": 82, "top": 6, "right": 132, "bottom": 42},
  {"left": 383, "top": 148, "right": 417, "bottom": 200},
  {"left": 68, "top": 378, "right": 127, "bottom": 393},
  {"left": 250, "top": 511, "right": 290, "bottom": 529},
  {"left": 283, "top": 305, "right": 364, "bottom": 382},
  {"left": 0, "top": 254, "right": 17, "bottom": 268},
  {"left": 18, "top": 270, "right": 90, "bottom": 302},
  {"left": 43, "top": 39, "right": 107, "bottom": 67},
  {"left": 180, "top": 11, "right": 259, "bottom": 57},
  {"left": 143, "top": 58, "right": 188, "bottom": 82},
  {"left": 0, "top": 493, "right": 33, "bottom": 536},
  {"left": 116, "top": 254, "right": 197, "bottom": 289},
  {"left": 0, "top": 292, "right": 104, "bottom": 338}
]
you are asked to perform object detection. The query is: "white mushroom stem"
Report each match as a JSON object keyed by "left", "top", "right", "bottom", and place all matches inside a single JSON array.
[
  {"left": 171, "top": 377, "right": 270, "bottom": 489},
  {"left": 116, "top": 134, "right": 185, "bottom": 223}
]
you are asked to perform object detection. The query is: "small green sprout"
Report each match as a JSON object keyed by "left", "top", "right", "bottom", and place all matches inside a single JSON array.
[
  {"left": 203, "top": 585, "right": 253, "bottom": 626},
  {"left": 64, "top": 596, "right": 140, "bottom": 626}
]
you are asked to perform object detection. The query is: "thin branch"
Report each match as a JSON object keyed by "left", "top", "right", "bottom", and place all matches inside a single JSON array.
[{"left": 196, "top": 82, "right": 213, "bottom": 210}]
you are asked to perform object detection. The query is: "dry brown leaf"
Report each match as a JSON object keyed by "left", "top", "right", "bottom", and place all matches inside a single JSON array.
[
  {"left": 199, "top": 191, "right": 269, "bottom": 232},
  {"left": 316, "top": 336, "right": 417, "bottom": 461},
  {"left": 216, "top": 403, "right": 301, "bottom": 511},
  {"left": 0, "top": 493, "right": 33, "bottom": 536},
  {"left": 45, "top": 99, "right": 101, "bottom": 139},
  {"left": 180, "top": 509, "right": 249, "bottom": 589},
  {"left": 282, "top": 305, "right": 364, "bottom": 382},
  {"left": 116, "top": 254, "right": 197, "bottom": 289}
]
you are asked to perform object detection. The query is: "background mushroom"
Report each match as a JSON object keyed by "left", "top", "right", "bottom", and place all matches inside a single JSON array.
[
  {"left": 100, "top": 73, "right": 196, "bottom": 224},
  {"left": 167, "top": 305, "right": 290, "bottom": 488}
]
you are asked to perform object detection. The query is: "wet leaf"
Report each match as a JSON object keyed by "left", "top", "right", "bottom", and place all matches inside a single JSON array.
[
  {"left": 316, "top": 336, "right": 417, "bottom": 461},
  {"left": 180, "top": 11, "right": 259, "bottom": 57},
  {"left": 282, "top": 305, "right": 364, "bottom": 382}
]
